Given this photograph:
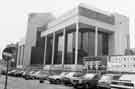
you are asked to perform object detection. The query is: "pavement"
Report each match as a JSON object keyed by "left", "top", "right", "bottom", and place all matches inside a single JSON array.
[{"left": 0, "top": 76, "right": 73, "bottom": 89}]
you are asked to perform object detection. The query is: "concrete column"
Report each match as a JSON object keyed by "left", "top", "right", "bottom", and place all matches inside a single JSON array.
[
  {"left": 21, "top": 45, "right": 25, "bottom": 66},
  {"left": 17, "top": 46, "right": 21, "bottom": 66},
  {"left": 95, "top": 26, "right": 98, "bottom": 56},
  {"left": 52, "top": 32, "right": 55, "bottom": 64},
  {"left": 62, "top": 28, "right": 66, "bottom": 66},
  {"left": 20, "top": 46, "right": 23, "bottom": 66},
  {"left": 75, "top": 22, "right": 79, "bottom": 64},
  {"left": 43, "top": 37, "right": 47, "bottom": 64}
]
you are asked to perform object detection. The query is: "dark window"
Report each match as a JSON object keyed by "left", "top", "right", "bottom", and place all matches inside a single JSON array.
[
  {"left": 54, "top": 33, "right": 64, "bottom": 64},
  {"left": 78, "top": 28, "right": 95, "bottom": 64},
  {"left": 64, "top": 31, "right": 76, "bottom": 64},
  {"left": 45, "top": 35, "right": 53, "bottom": 64},
  {"left": 98, "top": 32, "right": 109, "bottom": 56}
]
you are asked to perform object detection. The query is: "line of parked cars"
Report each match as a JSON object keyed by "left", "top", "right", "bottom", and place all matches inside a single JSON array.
[{"left": 1, "top": 68, "right": 135, "bottom": 89}]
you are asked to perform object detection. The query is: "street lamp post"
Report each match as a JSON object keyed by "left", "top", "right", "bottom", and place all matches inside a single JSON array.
[
  {"left": 2, "top": 47, "right": 13, "bottom": 89},
  {"left": 4, "top": 60, "right": 9, "bottom": 89}
]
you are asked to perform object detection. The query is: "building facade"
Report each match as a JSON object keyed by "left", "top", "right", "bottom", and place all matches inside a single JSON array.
[
  {"left": 41, "top": 4, "right": 129, "bottom": 71},
  {"left": 18, "top": 3, "right": 129, "bottom": 71},
  {"left": 23, "top": 13, "right": 55, "bottom": 67},
  {"left": 16, "top": 38, "right": 25, "bottom": 68}
]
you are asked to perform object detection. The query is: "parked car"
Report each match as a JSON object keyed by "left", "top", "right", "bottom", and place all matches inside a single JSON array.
[
  {"left": 14, "top": 70, "right": 24, "bottom": 77},
  {"left": 62, "top": 72, "right": 84, "bottom": 85},
  {"left": 28, "top": 70, "right": 40, "bottom": 79},
  {"left": 111, "top": 74, "right": 135, "bottom": 89},
  {"left": 48, "top": 72, "right": 69, "bottom": 84},
  {"left": 24, "top": 70, "right": 38, "bottom": 80},
  {"left": 8, "top": 69, "right": 18, "bottom": 76},
  {"left": 34, "top": 70, "right": 50, "bottom": 80},
  {"left": 72, "top": 73, "right": 101, "bottom": 89},
  {"left": 97, "top": 74, "right": 121, "bottom": 89}
]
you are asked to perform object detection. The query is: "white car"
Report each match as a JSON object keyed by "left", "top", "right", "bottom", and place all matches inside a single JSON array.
[
  {"left": 97, "top": 74, "right": 121, "bottom": 89},
  {"left": 111, "top": 74, "right": 135, "bottom": 89},
  {"left": 48, "top": 72, "right": 69, "bottom": 84}
]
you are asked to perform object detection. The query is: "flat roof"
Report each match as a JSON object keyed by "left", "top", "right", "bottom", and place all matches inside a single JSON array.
[{"left": 79, "top": 3, "right": 112, "bottom": 16}]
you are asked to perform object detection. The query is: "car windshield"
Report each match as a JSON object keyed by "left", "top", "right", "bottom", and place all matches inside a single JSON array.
[
  {"left": 73, "top": 72, "right": 85, "bottom": 77},
  {"left": 29, "top": 71, "right": 36, "bottom": 74},
  {"left": 99, "top": 74, "right": 113, "bottom": 82},
  {"left": 119, "top": 74, "right": 135, "bottom": 82},
  {"left": 66, "top": 72, "right": 75, "bottom": 77},
  {"left": 11, "top": 70, "right": 17, "bottom": 72},
  {"left": 60, "top": 72, "right": 69, "bottom": 76},
  {"left": 82, "top": 73, "right": 96, "bottom": 79},
  {"left": 39, "top": 71, "right": 48, "bottom": 75}
]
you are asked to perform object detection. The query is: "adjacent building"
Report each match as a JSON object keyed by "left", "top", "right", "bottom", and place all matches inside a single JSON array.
[
  {"left": 17, "top": 3, "right": 130, "bottom": 71},
  {"left": 16, "top": 38, "right": 25, "bottom": 68}
]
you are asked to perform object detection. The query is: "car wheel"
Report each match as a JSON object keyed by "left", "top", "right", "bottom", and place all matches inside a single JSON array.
[
  {"left": 56, "top": 79, "right": 61, "bottom": 84},
  {"left": 25, "top": 76, "right": 29, "bottom": 80},
  {"left": 73, "top": 85, "right": 78, "bottom": 89},
  {"left": 49, "top": 80, "right": 53, "bottom": 84},
  {"left": 85, "top": 83, "right": 89, "bottom": 89},
  {"left": 32, "top": 77, "right": 35, "bottom": 80},
  {"left": 39, "top": 80, "right": 44, "bottom": 83}
]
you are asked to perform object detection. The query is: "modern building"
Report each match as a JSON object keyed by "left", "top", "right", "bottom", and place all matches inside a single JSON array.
[
  {"left": 23, "top": 13, "right": 55, "bottom": 67},
  {"left": 107, "top": 55, "right": 135, "bottom": 73},
  {"left": 41, "top": 4, "right": 129, "bottom": 71},
  {"left": 16, "top": 38, "right": 25, "bottom": 68},
  {"left": 20, "top": 3, "right": 130, "bottom": 71}
]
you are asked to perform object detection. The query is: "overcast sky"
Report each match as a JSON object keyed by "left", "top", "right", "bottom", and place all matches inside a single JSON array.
[{"left": 0, "top": 0, "right": 135, "bottom": 58}]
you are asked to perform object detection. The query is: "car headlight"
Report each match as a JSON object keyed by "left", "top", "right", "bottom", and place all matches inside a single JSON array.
[{"left": 79, "top": 80, "right": 82, "bottom": 83}]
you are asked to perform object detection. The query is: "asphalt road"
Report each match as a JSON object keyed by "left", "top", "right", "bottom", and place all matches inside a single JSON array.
[{"left": 0, "top": 76, "right": 73, "bottom": 89}]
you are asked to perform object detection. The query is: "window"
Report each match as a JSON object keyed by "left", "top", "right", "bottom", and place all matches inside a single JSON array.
[
  {"left": 98, "top": 32, "right": 109, "bottom": 56},
  {"left": 54, "top": 33, "right": 64, "bottom": 64},
  {"left": 64, "top": 31, "right": 76, "bottom": 64},
  {"left": 45, "top": 35, "right": 53, "bottom": 64},
  {"left": 78, "top": 28, "right": 95, "bottom": 64}
]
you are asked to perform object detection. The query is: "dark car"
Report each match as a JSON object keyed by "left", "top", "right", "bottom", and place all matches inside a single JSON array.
[
  {"left": 14, "top": 70, "right": 24, "bottom": 77},
  {"left": 8, "top": 69, "right": 18, "bottom": 76},
  {"left": 72, "top": 73, "right": 101, "bottom": 89},
  {"left": 97, "top": 74, "right": 121, "bottom": 89},
  {"left": 48, "top": 72, "right": 69, "bottom": 84}
]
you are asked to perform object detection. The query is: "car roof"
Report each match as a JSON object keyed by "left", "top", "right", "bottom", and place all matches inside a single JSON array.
[{"left": 104, "top": 74, "right": 121, "bottom": 76}]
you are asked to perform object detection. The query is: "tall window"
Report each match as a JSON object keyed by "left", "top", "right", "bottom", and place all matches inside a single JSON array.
[
  {"left": 97, "top": 32, "right": 109, "bottom": 56},
  {"left": 54, "top": 33, "right": 64, "bottom": 64},
  {"left": 78, "top": 28, "right": 95, "bottom": 64},
  {"left": 46, "top": 35, "right": 53, "bottom": 64},
  {"left": 65, "top": 31, "right": 76, "bottom": 64}
]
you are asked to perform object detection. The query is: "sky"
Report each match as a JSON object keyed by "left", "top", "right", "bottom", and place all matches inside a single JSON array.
[{"left": 0, "top": 0, "right": 135, "bottom": 58}]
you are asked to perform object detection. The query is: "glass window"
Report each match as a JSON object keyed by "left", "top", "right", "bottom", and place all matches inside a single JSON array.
[
  {"left": 64, "top": 31, "right": 76, "bottom": 64},
  {"left": 45, "top": 35, "right": 53, "bottom": 64},
  {"left": 78, "top": 29, "right": 95, "bottom": 64},
  {"left": 54, "top": 33, "right": 64, "bottom": 64},
  {"left": 97, "top": 32, "right": 103, "bottom": 56},
  {"left": 98, "top": 32, "right": 109, "bottom": 56}
]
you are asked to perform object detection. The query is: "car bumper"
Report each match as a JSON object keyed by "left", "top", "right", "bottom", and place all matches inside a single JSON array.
[{"left": 62, "top": 78, "right": 71, "bottom": 84}]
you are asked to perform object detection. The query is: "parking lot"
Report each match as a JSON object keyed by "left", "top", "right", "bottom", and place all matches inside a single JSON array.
[{"left": 0, "top": 76, "right": 73, "bottom": 89}]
